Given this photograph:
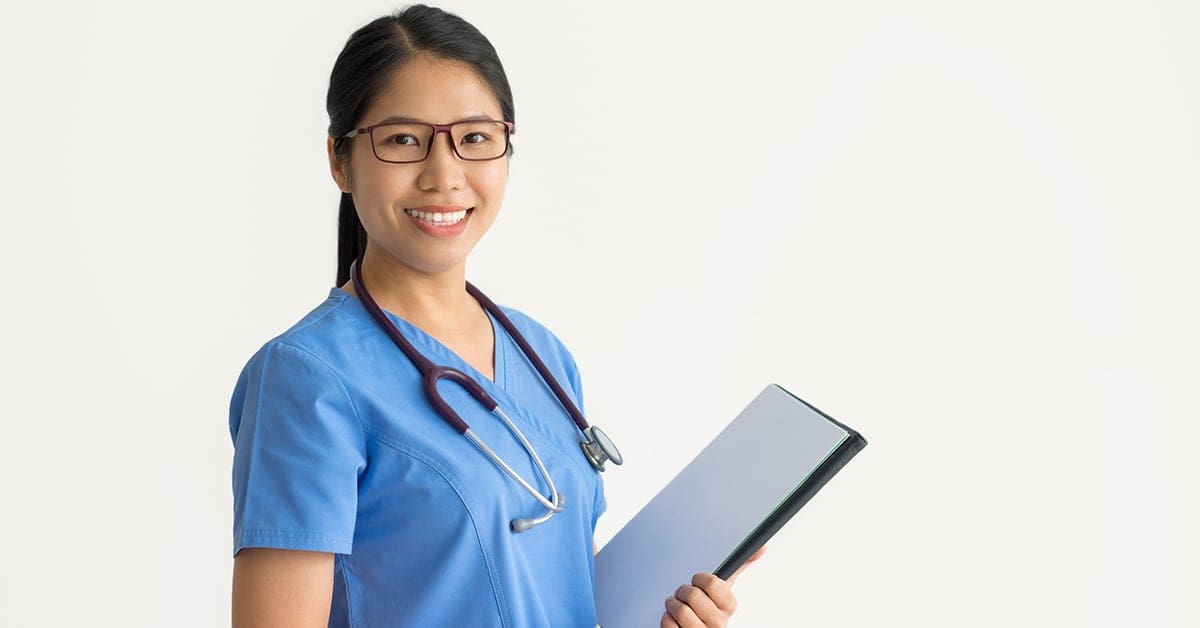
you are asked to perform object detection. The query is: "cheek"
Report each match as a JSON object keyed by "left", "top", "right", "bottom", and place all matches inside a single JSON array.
[
  {"left": 351, "top": 165, "right": 414, "bottom": 210},
  {"left": 472, "top": 165, "right": 509, "bottom": 205}
]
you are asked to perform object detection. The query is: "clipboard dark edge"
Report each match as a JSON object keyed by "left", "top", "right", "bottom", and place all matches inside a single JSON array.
[{"left": 713, "top": 384, "right": 868, "bottom": 580}]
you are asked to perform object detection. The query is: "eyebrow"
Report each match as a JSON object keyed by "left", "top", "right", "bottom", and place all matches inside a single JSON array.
[{"left": 373, "top": 114, "right": 498, "bottom": 125}]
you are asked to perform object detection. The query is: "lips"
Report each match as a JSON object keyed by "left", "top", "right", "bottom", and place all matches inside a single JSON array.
[{"left": 402, "top": 205, "right": 474, "bottom": 237}]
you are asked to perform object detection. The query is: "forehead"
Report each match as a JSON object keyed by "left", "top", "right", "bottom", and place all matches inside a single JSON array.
[{"left": 361, "top": 55, "right": 503, "bottom": 125}]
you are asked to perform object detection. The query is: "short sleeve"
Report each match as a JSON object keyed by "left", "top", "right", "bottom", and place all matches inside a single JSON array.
[{"left": 229, "top": 342, "right": 367, "bottom": 557}]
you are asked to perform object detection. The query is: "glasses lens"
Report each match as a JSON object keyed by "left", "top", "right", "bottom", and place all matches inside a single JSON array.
[
  {"left": 451, "top": 121, "right": 510, "bottom": 160},
  {"left": 371, "top": 123, "right": 434, "bottom": 163}
]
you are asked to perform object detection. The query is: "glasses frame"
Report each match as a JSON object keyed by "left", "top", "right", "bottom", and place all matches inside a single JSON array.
[{"left": 340, "top": 119, "right": 515, "bottom": 164}]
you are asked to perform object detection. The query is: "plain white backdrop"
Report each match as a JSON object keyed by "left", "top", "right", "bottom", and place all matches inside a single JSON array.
[{"left": 1, "top": 0, "right": 1197, "bottom": 626}]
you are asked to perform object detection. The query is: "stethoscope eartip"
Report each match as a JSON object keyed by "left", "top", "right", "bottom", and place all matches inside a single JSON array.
[{"left": 510, "top": 493, "right": 567, "bottom": 533}]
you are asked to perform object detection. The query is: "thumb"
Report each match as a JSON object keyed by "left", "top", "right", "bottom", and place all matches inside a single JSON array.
[{"left": 726, "top": 545, "right": 767, "bottom": 586}]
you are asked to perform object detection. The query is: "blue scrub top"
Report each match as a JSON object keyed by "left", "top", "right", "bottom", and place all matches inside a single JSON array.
[{"left": 230, "top": 288, "right": 607, "bottom": 627}]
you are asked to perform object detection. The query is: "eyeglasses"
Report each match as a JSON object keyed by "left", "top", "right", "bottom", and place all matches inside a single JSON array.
[{"left": 340, "top": 119, "right": 514, "bottom": 164}]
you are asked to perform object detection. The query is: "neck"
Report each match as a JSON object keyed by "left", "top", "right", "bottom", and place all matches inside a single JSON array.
[{"left": 346, "top": 246, "right": 478, "bottom": 338}]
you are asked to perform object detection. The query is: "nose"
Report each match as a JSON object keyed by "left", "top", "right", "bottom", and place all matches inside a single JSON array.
[{"left": 416, "top": 130, "right": 466, "bottom": 192}]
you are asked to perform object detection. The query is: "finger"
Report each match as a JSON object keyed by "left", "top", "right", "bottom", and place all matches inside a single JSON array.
[
  {"left": 665, "top": 594, "right": 705, "bottom": 627},
  {"left": 691, "top": 572, "right": 737, "bottom": 615},
  {"left": 727, "top": 545, "right": 767, "bottom": 586},
  {"left": 673, "top": 584, "right": 723, "bottom": 624},
  {"left": 660, "top": 611, "right": 681, "bottom": 628}
]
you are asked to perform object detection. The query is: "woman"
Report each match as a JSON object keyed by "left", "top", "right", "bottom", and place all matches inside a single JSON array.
[{"left": 230, "top": 6, "right": 761, "bottom": 626}]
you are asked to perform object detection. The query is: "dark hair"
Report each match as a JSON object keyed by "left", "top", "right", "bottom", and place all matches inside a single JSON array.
[{"left": 327, "top": 4, "right": 515, "bottom": 285}]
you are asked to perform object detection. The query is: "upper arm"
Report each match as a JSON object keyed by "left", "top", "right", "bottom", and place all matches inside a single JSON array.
[{"left": 232, "top": 548, "right": 334, "bottom": 628}]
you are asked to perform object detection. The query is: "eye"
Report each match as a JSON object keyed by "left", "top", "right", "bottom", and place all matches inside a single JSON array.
[
  {"left": 461, "top": 132, "right": 490, "bottom": 145},
  {"left": 387, "top": 133, "right": 421, "bottom": 146}
]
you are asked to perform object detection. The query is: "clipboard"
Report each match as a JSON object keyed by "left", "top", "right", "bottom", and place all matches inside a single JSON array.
[{"left": 593, "top": 384, "right": 867, "bottom": 627}]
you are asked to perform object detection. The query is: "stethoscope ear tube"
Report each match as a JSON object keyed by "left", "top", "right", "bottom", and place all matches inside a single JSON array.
[{"left": 424, "top": 366, "right": 498, "bottom": 434}]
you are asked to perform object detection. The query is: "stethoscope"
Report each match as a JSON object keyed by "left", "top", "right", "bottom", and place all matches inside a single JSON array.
[{"left": 350, "top": 260, "right": 623, "bottom": 533}]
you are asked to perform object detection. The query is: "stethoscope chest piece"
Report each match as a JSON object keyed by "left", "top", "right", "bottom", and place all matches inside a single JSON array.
[{"left": 580, "top": 425, "right": 623, "bottom": 471}]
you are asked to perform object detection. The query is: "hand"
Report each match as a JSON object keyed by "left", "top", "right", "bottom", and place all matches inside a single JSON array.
[{"left": 660, "top": 546, "right": 766, "bottom": 627}]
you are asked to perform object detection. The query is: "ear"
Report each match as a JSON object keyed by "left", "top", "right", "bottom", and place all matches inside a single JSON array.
[{"left": 327, "top": 136, "right": 352, "bottom": 193}]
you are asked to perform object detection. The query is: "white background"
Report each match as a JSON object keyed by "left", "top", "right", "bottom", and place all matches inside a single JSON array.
[{"left": 1, "top": 0, "right": 1197, "bottom": 626}]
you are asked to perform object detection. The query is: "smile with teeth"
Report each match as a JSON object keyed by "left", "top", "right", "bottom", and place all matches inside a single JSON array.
[{"left": 404, "top": 208, "right": 470, "bottom": 225}]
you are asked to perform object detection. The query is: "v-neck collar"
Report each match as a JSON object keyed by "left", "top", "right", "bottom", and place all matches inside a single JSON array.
[{"left": 329, "top": 287, "right": 508, "bottom": 391}]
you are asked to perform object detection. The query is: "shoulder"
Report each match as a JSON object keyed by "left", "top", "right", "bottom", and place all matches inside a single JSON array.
[
  {"left": 229, "top": 290, "right": 367, "bottom": 437},
  {"left": 238, "top": 288, "right": 371, "bottom": 378},
  {"left": 230, "top": 290, "right": 368, "bottom": 421}
]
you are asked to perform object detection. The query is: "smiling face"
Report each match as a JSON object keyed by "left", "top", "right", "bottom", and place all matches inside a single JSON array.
[{"left": 328, "top": 55, "right": 509, "bottom": 278}]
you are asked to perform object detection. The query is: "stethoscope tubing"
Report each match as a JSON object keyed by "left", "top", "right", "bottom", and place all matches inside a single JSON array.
[
  {"left": 349, "top": 259, "right": 568, "bottom": 529},
  {"left": 465, "top": 408, "right": 562, "bottom": 513}
]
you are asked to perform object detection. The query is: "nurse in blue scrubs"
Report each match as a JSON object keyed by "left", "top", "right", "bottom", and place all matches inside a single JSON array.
[{"left": 229, "top": 5, "right": 761, "bottom": 626}]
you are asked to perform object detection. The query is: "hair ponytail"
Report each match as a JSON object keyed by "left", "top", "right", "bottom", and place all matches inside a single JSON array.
[{"left": 336, "top": 192, "right": 367, "bottom": 286}]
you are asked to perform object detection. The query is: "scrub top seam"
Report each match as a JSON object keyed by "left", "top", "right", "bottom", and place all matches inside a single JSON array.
[
  {"left": 270, "top": 341, "right": 369, "bottom": 435},
  {"left": 359, "top": 426, "right": 511, "bottom": 628},
  {"left": 272, "top": 290, "right": 370, "bottom": 436},
  {"left": 334, "top": 554, "right": 359, "bottom": 628},
  {"left": 237, "top": 529, "right": 354, "bottom": 547},
  {"left": 496, "top": 355, "right": 597, "bottom": 481}
]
